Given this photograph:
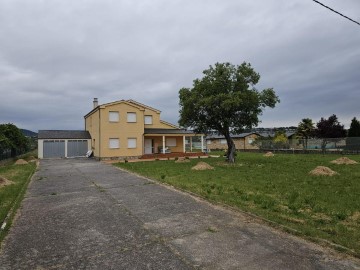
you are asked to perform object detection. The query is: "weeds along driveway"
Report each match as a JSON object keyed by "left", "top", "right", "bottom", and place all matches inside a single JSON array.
[{"left": 0, "top": 158, "right": 359, "bottom": 270}]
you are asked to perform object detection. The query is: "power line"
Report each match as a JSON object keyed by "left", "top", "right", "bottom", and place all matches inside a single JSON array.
[{"left": 312, "top": 0, "right": 360, "bottom": 26}]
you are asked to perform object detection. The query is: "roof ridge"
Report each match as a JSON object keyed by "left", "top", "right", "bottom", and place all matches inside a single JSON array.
[
  {"left": 160, "top": 119, "right": 179, "bottom": 129},
  {"left": 126, "top": 99, "right": 161, "bottom": 113}
]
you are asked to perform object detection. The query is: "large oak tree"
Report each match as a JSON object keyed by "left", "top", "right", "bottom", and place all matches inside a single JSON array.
[{"left": 179, "top": 62, "right": 279, "bottom": 163}]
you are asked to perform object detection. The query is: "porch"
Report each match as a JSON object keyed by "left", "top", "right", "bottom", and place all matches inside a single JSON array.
[
  {"left": 140, "top": 152, "right": 207, "bottom": 159},
  {"left": 143, "top": 128, "right": 205, "bottom": 155}
]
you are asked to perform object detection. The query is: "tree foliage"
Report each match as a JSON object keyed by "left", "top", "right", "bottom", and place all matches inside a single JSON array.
[
  {"left": 179, "top": 62, "right": 279, "bottom": 162},
  {"left": 346, "top": 117, "right": 360, "bottom": 150},
  {"left": 348, "top": 117, "right": 360, "bottom": 137},
  {"left": 296, "top": 118, "right": 314, "bottom": 149},
  {"left": 0, "top": 123, "right": 29, "bottom": 157},
  {"left": 273, "top": 131, "right": 289, "bottom": 149},
  {"left": 314, "top": 115, "right": 346, "bottom": 151}
]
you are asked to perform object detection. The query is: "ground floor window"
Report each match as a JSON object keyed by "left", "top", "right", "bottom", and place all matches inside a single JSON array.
[
  {"left": 109, "top": 138, "right": 119, "bottom": 149},
  {"left": 127, "top": 138, "right": 137, "bottom": 148},
  {"left": 166, "top": 138, "right": 177, "bottom": 147}
]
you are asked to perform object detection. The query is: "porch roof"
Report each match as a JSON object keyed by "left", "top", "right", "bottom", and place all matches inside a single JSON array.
[{"left": 144, "top": 128, "right": 199, "bottom": 135}]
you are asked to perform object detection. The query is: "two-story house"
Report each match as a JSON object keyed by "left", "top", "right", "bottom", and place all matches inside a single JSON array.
[{"left": 84, "top": 98, "right": 202, "bottom": 159}]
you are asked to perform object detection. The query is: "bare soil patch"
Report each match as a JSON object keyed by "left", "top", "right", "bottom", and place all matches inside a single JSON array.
[
  {"left": 0, "top": 176, "right": 14, "bottom": 188},
  {"left": 348, "top": 211, "right": 360, "bottom": 222},
  {"left": 191, "top": 161, "right": 214, "bottom": 171},
  {"left": 309, "top": 166, "right": 338, "bottom": 176},
  {"left": 15, "top": 159, "right": 28, "bottom": 165},
  {"left": 27, "top": 156, "right": 37, "bottom": 162},
  {"left": 263, "top": 152, "right": 274, "bottom": 157},
  {"left": 175, "top": 157, "right": 190, "bottom": 163},
  {"left": 330, "top": 157, "right": 358, "bottom": 165}
]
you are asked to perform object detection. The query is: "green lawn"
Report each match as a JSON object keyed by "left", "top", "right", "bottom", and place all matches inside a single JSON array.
[
  {"left": 115, "top": 152, "right": 360, "bottom": 257},
  {"left": 0, "top": 159, "right": 36, "bottom": 242}
]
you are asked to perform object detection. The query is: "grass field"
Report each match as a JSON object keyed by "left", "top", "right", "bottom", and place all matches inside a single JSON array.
[
  {"left": 0, "top": 156, "right": 36, "bottom": 242},
  {"left": 115, "top": 152, "right": 360, "bottom": 257}
]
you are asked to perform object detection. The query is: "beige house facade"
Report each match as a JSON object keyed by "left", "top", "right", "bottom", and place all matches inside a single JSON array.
[
  {"left": 84, "top": 99, "right": 201, "bottom": 159},
  {"left": 206, "top": 132, "right": 260, "bottom": 151}
]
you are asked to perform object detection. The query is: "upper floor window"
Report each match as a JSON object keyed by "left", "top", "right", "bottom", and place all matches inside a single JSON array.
[
  {"left": 144, "top": 115, "right": 153, "bottom": 125},
  {"left": 109, "top": 111, "right": 119, "bottom": 122},
  {"left": 127, "top": 112, "right": 137, "bottom": 123}
]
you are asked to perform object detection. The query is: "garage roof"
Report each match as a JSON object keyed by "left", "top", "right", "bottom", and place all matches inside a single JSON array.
[{"left": 38, "top": 130, "right": 91, "bottom": 139}]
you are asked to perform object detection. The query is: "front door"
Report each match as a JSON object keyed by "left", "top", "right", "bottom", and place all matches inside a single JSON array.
[{"left": 144, "top": 139, "right": 153, "bottom": 154}]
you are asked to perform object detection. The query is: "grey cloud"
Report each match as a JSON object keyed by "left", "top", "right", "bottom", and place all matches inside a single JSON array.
[{"left": 0, "top": 0, "right": 359, "bottom": 131}]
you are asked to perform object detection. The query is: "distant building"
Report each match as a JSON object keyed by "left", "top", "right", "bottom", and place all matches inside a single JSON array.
[{"left": 206, "top": 132, "right": 260, "bottom": 150}]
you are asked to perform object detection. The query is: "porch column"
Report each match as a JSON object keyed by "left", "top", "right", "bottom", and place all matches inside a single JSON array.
[
  {"left": 65, "top": 139, "right": 68, "bottom": 158},
  {"left": 162, "top": 136, "right": 166, "bottom": 154},
  {"left": 201, "top": 135, "right": 204, "bottom": 152},
  {"left": 190, "top": 136, "right": 193, "bottom": 152},
  {"left": 183, "top": 136, "right": 186, "bottom": 153}
]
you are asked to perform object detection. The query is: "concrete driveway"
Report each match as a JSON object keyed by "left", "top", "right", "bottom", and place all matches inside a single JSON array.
[{"left": 0, "top": 159, "right": 359, "bottom": 269}]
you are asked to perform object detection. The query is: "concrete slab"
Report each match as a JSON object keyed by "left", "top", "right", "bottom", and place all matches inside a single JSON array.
[
  {"left": 0, "top": 158, "right": 359, "bottom": 270},
  {"left": 0, "top": 159, "right": 191, "bottom": 270}
]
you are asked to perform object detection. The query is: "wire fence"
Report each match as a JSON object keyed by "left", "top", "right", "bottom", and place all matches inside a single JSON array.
[
  {"left": 249, "top": 137, "right": 360, "bottom": 155},
  {"left": 0, "top": 149, "right": 12, "bottom": 161},
  {"left": 0, "top": 148, "right": 34, "bottom": 162}
]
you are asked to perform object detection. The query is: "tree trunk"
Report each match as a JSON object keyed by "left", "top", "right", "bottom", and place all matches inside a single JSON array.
[{"left": 224, "top": 133, "right": 236, "bottom": 163}]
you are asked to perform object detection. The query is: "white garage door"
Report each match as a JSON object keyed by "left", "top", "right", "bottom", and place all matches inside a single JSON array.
[
  {"left": 43, "top": 140, "right": 65, "bottom": 158},
  {"left": 67, "top": 140, "right": 88, "bottom": 157}
]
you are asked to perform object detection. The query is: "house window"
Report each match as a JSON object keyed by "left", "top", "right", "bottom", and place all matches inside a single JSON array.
[
  {"left": 220, "top": 139, "right": 227, "bottom": 144},
  {"left": 166, "top": 138, "right": 177, "bottom": 147},
  {"left": 109, "top": 111, "right": 119, "bottom": 122},
  {"left": 127, "top": 138, "right": 137, "bottom": 148},
  {"left": 248, "top": 138, "right": 254, "bottom": 144},
  {"left": 144, "top": 115, "right": 153, "bottom": 125},
  {"left": 127, "top": 112, "right": 137, "bottom": 123},
  {"left": 109, "top": 138, "right": 119, "bottom": 149},
  {"left": 207, "top": 140, "right": 211, "bottom": 145}
]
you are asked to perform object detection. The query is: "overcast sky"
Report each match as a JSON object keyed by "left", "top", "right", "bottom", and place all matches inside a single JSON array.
[{"left": 0, "top": 0, "right": 359, "bottom": 132}]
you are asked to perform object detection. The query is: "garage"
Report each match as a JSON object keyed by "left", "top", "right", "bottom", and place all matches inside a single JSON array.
[
  {"left": 43, "top": 140, "right": 65, "bottom": 158},
  {"left": 38, "top": 130, "right": 91, "bottom": 159}
]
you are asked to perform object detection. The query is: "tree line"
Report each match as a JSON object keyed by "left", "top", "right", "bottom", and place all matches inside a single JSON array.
[
  {"left": 178, "top": 61, "right": 358, "bottom": 162},
  {"left": 0, "top": 123, "right": 31, "bottom": 159},
  {"left": 296, "top": 115, "right": 360, "bottom": 151}
]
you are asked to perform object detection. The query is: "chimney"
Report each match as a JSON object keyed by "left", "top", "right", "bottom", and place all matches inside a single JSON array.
[{"left": 93, "top": 98, "right": 98, "bottom": 108}]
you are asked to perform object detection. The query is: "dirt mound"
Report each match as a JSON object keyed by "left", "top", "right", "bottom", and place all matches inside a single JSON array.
[
  {"left": 309, "top": 166, "right": 338, "bottom": 176},
  {"left": 175, "top": 157, "right": 190, "bottom": 163},
  {"left": 15, "top": 159, "right": 28, "bottom": 165},
  {"left": 0, "top": 176, "right": 14, "bottom": 187},
  {"left": 330, "top": 157, "right": 358, "bottom": 165},
  {"left": 263, "top": 152, "right": 274, "bottom": 157},
  {"left": 191, "top": 162, "right": 214, "bottom": 171}
]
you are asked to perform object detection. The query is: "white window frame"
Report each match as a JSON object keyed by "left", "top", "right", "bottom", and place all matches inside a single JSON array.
[
  {"left": 207, "top": 140, "right": 211, "bottom": 145},
  {"left": 248, "top": 138, "right": 254, "bottom": 144},
  {"left": 220, "top": 139, "right": 227, "bottom": 144},
  {"left": 127, "top": 112, "right": 137, "bottom": 123},
  {"left": 166, "top": 138, "right": 177, "bottom": 147},
  {"left": 109, "top": 111, "right": 119, "bottom": 122},
  {"left": 144, "top": 115, "right": 153, "bottom": 125},
  {"left": 127, "top": 138, "right": 137, "bottom": 148},
  {"left": 109, "top": 138, "right": 119, "bottom": 149}
]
